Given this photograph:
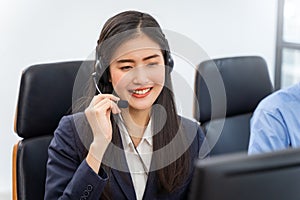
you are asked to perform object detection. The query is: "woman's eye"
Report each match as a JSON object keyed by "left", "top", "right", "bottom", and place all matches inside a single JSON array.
[
  {"left": 147, "top": 62, "right": 159, "bottom": 67},
  {"left": 120, "top": 66, "right": 132, "bottom": 70}
]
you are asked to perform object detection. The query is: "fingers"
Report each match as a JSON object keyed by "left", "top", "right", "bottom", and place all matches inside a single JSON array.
[
  {"left": 111, "top": 101, "right": 122, "bottom": 114},
  {"left": 90, "top": 94, "right": 120, "bottom": 106},
  {"left": 93, "top": 98, "right": 121, "bottom": 114},
  {"left": 89, "top": 94, "right": 121, "bottom": 114}
]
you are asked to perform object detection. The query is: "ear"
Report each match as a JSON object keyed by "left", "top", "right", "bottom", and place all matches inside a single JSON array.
[{"left": 108, "top": 73, "right": 112, "bottom": 82}]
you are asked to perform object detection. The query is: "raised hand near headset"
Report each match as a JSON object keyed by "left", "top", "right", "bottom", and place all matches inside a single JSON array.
[{"left": 84, "top": 94, "right": 121, "bottom": 172}]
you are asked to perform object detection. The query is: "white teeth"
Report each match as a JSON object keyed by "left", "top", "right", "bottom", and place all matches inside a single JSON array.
[{"left": 133, "top": 88, "right": 151, "bottom": 95}]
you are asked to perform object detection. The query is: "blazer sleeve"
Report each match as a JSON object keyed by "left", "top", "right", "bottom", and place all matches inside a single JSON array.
[
  {"left": 44, "top": 115, "right": 108, "bottom": 200},
  {"left": 181, "top": 117, "right": 209, "bottom": 159}
]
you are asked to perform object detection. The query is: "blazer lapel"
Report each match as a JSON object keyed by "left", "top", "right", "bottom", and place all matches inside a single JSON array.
[
  {"left": 111, "top": 168, "right": 136, "bottom": 200},
  {"left": 142, "top": 171, "right": 156, "bottom": 200},
  {"left": 104, "top": 131, "right": 136, "bottom": 200}
]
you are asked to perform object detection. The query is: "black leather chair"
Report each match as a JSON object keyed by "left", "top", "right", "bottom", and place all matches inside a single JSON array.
[
  {"left": 194, "top": 56, "right": 273, "bottom": 156},
  {"left": 12, "top": 61, "right": 85, "bottom": 200}
]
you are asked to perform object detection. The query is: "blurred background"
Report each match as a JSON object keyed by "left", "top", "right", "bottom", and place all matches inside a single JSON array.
[{"left": 2, "top": 0, "right": 299, "bottom": 198}]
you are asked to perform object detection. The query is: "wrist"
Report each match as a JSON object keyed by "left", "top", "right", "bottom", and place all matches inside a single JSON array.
[
  {"left": 89, "top": 142, "right": 107, "bottom": 159},
  {"left": 92, "top": 136, "right": 111, "bottom": 149},
  {"left": 86, "top": 142, "right": 108, "bottom": 173}
]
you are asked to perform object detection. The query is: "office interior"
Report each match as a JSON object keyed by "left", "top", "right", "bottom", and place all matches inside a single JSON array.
[{"left": 1, "top": 0, "right": 299, "bottom": 199}]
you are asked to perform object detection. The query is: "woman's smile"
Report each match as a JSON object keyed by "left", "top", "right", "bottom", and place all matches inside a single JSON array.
[{"left": 130, "top": 87, "right": 153, "bottom": 97}]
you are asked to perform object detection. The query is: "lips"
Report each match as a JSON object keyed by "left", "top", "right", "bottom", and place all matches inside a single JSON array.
[{"left": 130, "top": 87, "right": 152, "bottom": 98}]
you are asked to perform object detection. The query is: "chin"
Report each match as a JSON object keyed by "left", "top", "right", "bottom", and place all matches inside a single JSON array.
[
  {"left": 130, "top": 105, "right": 152, "bottom": 111},
  {"left": 128, "top": 101, "right": 154, "bottom": 111}
]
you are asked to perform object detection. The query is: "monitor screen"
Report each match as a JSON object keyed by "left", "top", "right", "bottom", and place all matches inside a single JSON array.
[{"left": 189, "top": 148, "right": 300, "bottom": 200}]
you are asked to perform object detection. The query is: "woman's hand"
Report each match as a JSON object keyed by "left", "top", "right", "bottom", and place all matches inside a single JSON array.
[
  {"left": 84, "top": 94, "right": 121, "bottom": 172},
  {"left": 85, "top": 94, "right": 121, "bottom": 143}
]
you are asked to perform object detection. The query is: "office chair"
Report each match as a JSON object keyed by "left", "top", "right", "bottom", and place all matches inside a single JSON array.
[
  {"left": 12, "top": 61, "right": 86, "bottom": 200},
  {"left": 194, "top": 56, "right": 273, "bottom": 156}
]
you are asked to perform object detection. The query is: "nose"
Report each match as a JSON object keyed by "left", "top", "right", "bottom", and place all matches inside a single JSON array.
[{"left": 132, "top": 67, "right": 150, "bottom": 85}]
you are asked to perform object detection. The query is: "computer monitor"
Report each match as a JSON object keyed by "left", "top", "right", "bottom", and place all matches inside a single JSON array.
[{"left": 189, "top": 148, "right": 300, "bottom": 200}]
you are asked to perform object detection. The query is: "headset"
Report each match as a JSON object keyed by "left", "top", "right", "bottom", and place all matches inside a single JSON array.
[
  {"left": 92, "top": 55, "right": 129, "bottom": 108},
  {"left": 92, "top": 46, "right": 174, "bottom": 109}
]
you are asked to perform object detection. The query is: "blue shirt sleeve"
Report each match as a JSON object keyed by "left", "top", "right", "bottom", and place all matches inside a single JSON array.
[{"left": 248, "top": 108, "right": 290, "bottom": 155}]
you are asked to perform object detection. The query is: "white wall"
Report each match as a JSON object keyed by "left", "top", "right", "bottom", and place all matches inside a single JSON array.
[{"left": 0, "top": 0, "right": 277, "bottom": 198}]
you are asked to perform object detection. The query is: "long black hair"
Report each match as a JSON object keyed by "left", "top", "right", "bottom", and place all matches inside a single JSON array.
[{"left": 75, "top": 10, "right": 190, "bottom": 194}]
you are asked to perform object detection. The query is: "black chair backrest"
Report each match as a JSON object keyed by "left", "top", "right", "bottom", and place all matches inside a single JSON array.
[
  {"left": 194, "top": 56, "right": 273, "bottom": 156},
  {"left": 14, "top": 61, "right": 84, "bottom": 200}
]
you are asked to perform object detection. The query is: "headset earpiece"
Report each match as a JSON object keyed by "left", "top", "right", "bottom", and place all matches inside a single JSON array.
[
  {"left": 164, "top": 51, "right": 174, "bottom": 73},
  {"left": 94, "top": 56, "right": 110, "bottom": 84}
]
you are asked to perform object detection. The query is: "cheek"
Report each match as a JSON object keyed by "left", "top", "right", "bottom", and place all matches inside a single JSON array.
[
  {"left": 152, "top": 68, "right": 165, "bottom": 86},
  {"left": 110, "top": 71, "right": 125, "bottom": 90}
]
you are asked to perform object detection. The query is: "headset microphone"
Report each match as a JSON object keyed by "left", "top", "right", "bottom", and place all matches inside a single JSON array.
[
  {"left": 92, "top": 72, "right": 129, "bottom": 108},
  {"left": 117, "top": 99, "right": 129, "bottom": 108}
]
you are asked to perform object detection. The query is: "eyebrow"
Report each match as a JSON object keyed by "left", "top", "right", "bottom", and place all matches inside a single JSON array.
[
  {"left": 143, "top": 54, "right": 160, "bottom": 61},
  {"left": 116, "top": 54, "right": 161, "bottom": 63}
]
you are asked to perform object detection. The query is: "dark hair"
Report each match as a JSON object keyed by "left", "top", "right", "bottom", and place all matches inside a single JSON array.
[{"left": 78, "top": 10, "right": 190, "bottom": 194}]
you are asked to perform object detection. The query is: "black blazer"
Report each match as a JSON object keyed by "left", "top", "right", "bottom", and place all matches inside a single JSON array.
[{"left": 44, "top": 112, "right": 206, "bottom": 200}]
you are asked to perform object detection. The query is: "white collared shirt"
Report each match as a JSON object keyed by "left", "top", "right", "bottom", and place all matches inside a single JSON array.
[{"left": 118, "top": 117, "right": 153, "bottom": 200}]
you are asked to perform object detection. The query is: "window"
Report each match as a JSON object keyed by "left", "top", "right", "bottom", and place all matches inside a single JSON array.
[{"left": 275, "top": 0, "right": 300, "bottom": 89}]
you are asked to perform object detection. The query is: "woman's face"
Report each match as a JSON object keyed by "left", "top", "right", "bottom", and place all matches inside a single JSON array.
[{"left": 109, "top": 34, "right": 165, "bottom": 111}]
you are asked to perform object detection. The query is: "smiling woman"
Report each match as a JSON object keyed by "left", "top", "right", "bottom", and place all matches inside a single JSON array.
[{"left": 44, "top": 10, "right": 206, "bottom": 200}]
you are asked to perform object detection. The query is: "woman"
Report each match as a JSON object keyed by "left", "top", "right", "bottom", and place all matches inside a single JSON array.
[{"left": 45, "top": 10, "right": 206, "bottom": 200}]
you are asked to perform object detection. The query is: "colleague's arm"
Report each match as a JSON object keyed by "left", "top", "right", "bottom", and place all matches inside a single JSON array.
[
  {"left": 44, "top": 116, "right": 108, "bottom": 200},
  {"left": 248, "top": 108, "right": 289, "bottom": 154}
]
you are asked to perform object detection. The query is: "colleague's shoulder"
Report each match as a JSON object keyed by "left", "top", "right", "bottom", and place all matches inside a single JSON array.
[
  {"left": 257, "top": 83, "right": 300, "bottom": 110},
  {"left": 283, "top": 82, "right": 300, "bottom": 101}
]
